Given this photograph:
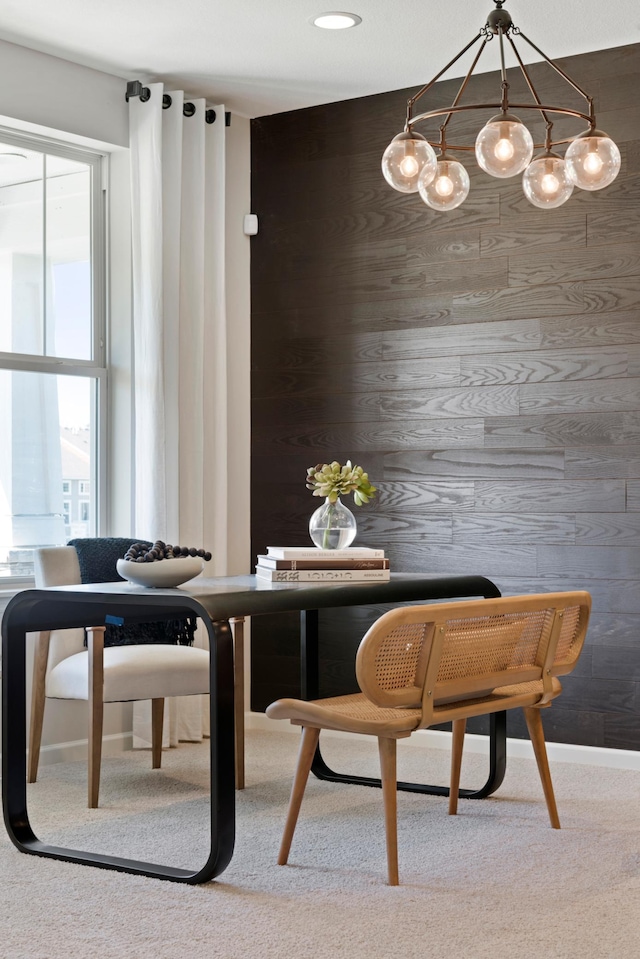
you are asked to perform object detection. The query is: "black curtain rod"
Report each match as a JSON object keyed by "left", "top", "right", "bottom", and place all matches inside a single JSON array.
[{"left": 125, "top": 81, "right": 231, "bottom": 125}]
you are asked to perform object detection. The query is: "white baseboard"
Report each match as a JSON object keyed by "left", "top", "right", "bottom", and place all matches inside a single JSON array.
[
  {"left": 33, "top": 732, "right": 133, "bottom": 767},
  {"left": 245, "top": 711, "right": 640, "bottom": 771}
]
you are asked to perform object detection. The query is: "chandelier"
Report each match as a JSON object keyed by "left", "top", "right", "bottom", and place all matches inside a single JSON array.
[{"left": 382, "top": 1, "right": 621, "bottom": 211}]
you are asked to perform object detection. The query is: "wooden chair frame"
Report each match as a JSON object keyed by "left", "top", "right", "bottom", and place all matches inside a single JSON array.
[
  {"left": 267, "top": 591, "right": 591, "bottom": 885},
  {"left": 29, "top": 619, "right": 246, "bottom": 807}
]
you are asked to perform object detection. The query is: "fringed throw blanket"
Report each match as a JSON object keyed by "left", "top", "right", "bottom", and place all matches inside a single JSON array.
[{"left": 68, "top": 537, "right": 197, "bottom": 648}]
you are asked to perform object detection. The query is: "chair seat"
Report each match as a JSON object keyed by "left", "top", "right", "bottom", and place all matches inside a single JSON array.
[
  {"left": 266, "top": 693, "right": 422, "bottom": 737},
  {"left": 46, "top": 644, "right": 210, "bottom": 702},
  {"left": 266, "top": 678, "right": 563, "bottom": 737}
]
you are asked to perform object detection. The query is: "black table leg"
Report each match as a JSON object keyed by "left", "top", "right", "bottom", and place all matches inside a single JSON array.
[
  {"left": 2, "top": 600, "right": 235, "bottom": 883},
  {"left": 300, "top": 607, "right": 507, "bottom": 799}
]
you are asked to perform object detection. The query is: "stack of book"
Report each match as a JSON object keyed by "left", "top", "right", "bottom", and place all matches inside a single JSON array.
[{"left": 255, "top": 546, "right": 390, "bottom": 583}]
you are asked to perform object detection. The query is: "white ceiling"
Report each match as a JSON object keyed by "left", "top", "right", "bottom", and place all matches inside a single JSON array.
[{"left": 0, "top": 0, "right": 638, "bottom": 118}]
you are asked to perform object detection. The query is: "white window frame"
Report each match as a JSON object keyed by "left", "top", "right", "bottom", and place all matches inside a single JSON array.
[{"left": 0, "top": 125, "right": 108, "bottom": 583}]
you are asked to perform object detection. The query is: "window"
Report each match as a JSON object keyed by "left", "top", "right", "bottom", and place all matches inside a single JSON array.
[{"left": 0, "top": 129, "right": 106, "bottom": 579}]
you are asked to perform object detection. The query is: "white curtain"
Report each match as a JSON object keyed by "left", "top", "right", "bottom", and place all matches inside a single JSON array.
[{"left": 128, "top": 84, "right": 228, "bottom": 747}]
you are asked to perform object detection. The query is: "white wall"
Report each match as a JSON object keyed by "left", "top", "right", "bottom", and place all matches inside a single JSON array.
[
  {"left": 0, "top": 38, "right": 128, "bottom": 148},
  {"left": 225, "top": 114, "right": 252, "bottom": 574},
  {"left": 0, "top": 39, "right": 252, "bottom": 762}
]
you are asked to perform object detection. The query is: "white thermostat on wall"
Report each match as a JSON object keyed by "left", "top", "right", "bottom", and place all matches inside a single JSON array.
[{"left": 243, "top": 214, "right": 258, "bottom": 235}]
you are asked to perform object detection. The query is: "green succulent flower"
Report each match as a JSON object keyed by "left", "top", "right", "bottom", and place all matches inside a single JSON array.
[{"left": 305, "top": 460, "right": 377, "bottom": 505}]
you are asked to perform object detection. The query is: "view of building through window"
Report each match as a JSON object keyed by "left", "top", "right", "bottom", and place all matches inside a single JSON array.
[{"left": 0, "top": 135, "right": 104, "bottom": 578}]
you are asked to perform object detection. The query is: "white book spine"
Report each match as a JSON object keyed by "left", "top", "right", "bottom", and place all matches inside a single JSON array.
[
  {"left": 266, "top": 547, "right": 385, "bottom": 559},
  {"left": 255, "top": 567, "right": 391, "bottom": 583}
]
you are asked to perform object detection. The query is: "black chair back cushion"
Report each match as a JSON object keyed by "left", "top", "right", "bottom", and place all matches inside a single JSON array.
[{"left": 67, "top": 538, "right": 197, "bottom": 647}]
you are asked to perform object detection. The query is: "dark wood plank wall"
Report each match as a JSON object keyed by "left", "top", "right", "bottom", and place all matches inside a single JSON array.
[{"left": 250, "top": 43, "right": 640, "bottom": 749}]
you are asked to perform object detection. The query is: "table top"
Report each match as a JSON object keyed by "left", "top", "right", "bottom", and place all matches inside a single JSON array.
[{"left": 2, "top": 572, "right": 500, "bottom": 635}]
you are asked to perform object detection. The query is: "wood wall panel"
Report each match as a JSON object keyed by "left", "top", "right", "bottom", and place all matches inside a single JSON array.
[
  {"left": 587, "top": 611, "right": 640, "bottom": 646},
  {"left": 565, "top": 447, "right": 640, "bottom": 478},
  {"left": 472, "top": 480, "right": 625, "bottom": 511},
  {"left": 383, "top": 448, "right": 565, "bottom": 479},
  {"left": 539, "top": 312, "right": 640, "bottom": 347},
  {"left": 382, "top": 319, "right": 542, "bottom": 359},
  {"left": 483, "top": 413, "right": 624, "bottom": 448},
  {"left": 251, "top": 43, "right": 640, "bottom": 748},
  {"left": 459, "top": 348, "right": 627, "bottom": 385},
  {"left": 518, "top": 378, "right": 640, "bottom": 414},
  {"left": 627, "top": 481, "right": 640, "bottom": 510},
  {"left": 250, "top": 419, "right": 485, "bottom": 454},
  {"left": 480, "top": 215, "right": 586, "bottom": 256},
  {"left": 507, "top": 243, "right": 640, "bottom": 286}
]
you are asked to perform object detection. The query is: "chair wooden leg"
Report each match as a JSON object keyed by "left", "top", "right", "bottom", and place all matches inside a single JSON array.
[
  {"left": 523, "top": 706, "right": 560, "bottom": 829},
  {"left": 86, "top": 626, "right": 105, "bottom": 809},
  {"left": 449, "top": 718, "right": 466, "bottom": 816},
  {"left": 378, "top": 736, "right": 399, "bottom": 886},
  {"left": 151, "top": 698, "right": 165, "bottom": 769},
  {"left": 28, "top": 631, "right": 51, "bottom": 784},
  {"left": 278, "top": 725, "right": 320, "bottom": 866}
]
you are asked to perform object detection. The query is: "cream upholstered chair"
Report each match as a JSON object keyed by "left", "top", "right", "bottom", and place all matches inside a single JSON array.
[
  {"left": 29, "top": 545, "right": 210, "bottom": 808},
  {"left": 267, "top": 591, "right": 591, "bottom": 885}
]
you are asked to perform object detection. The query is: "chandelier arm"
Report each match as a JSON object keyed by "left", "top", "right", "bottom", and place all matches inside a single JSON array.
[
  {"left": 424, "top": 136, "right": 591, "bottom": 152},
  {"left": 515, "top": 30, "right": 594, "bottom": 117},
  {"left": 497, "top": 25, "right": 507, "bottom": 82},
  {"left": 406, "top": 31, "right": 486, "bottom": 124},
  {"left": 506, "top": 33, "right": 551, "bottom": 127},
  {"left": 497, "top": 26, "right": 510, "bottom": 111},
  {"left": 410, "top": 102, "right": 593, "bottom": 128},
  {"left": 440, "top": 36, "right": 490, "bottom": 138}
]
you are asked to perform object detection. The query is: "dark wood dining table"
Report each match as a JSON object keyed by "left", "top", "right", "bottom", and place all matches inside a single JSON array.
[{"left": 2, "top": 572, "right": 501, "bottom": 884}]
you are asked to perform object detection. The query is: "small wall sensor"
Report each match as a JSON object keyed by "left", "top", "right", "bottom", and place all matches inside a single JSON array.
[{"left": 243, "top": 214, "right": 258, "bottom": 236}]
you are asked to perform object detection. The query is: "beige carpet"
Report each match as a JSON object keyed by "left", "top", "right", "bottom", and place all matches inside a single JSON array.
[{"left": 2, "top": 728, "right": 640, "bottom": 959}]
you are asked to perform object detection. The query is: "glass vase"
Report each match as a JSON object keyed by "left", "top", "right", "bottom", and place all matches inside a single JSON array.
[{"left": 309, "top": 497, "right": 357, "bottom": 550}]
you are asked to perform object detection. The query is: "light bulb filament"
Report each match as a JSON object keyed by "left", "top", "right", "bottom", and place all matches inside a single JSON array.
[
  {"left": 541, "top": 172, "right": 560, "bottom": 194},
  {"left": 583, "top": 151, "right": 604, "bottom": 175},
  {"left": 435, "top": 174, "right": 454, "bottom": 197},
  {"left": 399, "top": 154, "right": 419, "bottom": 178},
  {"left": 495, "top": 138, "right": 515, "bottom": 161}
]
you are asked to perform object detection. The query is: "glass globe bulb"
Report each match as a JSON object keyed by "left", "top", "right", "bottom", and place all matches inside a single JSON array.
[
  {"left": 475, "top": 114, "right": 534, "bottom": 178},
  {"left": 418, "top": 157, "right": 470, "bottom": 211},
  {"left": 565, "top": 131, "right": 621, "bottom": 191},
  {"left": 382, "top": 132, "right": 437, "bottom": 194},
  {"left": 522, "top": 153, "right": 574, "bottom": 209}
]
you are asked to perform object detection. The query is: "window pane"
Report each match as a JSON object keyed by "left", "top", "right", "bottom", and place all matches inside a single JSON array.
[
  {"left": 48, "top": 158, "right": 92, "bottom": 360},
  {"left": 0, "top": 143, "right": 92, "bottom": 361},
  {"left": 0, "top": 371, "right": 96, "bottom": 577},
  {"left": 0, "top": 146, "right": 44, "bottom": 355}
]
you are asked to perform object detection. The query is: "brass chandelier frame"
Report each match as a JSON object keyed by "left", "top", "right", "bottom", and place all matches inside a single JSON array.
[{"left": 403, "top": 1, "right": 597, "bottom": 157}]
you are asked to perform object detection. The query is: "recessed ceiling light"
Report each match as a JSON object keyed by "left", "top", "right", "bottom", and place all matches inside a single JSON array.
[{"left": 311, "top": 12, "right": 362, "bottom": 30}]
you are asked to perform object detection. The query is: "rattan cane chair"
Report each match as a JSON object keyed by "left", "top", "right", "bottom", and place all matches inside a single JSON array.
[{"left": 266, "top": 591, "right": 591, "bottom": 885}]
